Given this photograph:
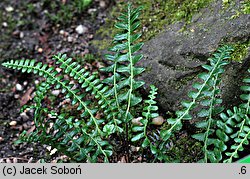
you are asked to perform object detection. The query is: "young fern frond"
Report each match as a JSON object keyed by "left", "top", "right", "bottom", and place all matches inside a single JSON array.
[
  {"left": 2, "top": 59, "right": 102, "bottom": 132},
  {"left": 131, "top": 85, "right": 159, "bottom": 145},
  {"left": 101, "top": 3, "right": 145, "bottom": 122},
  {"left": 2, "top": 59, "right": 113, "bottom": 162},
  {"left": 160, "top": 46, "right": 234, "bottom": 143}
]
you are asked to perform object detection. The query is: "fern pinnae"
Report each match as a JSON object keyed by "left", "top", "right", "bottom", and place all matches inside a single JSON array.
[
  {"left": 237, "top": 69, "right": 250, "bottom": 137},
  {"left": 202, "top": 73, "right": 224, "bottom": 162},
  {"left": 52, "top": 54, "right": 120, "bottom": 132},
  {"left": 161, "top": 46, "right": 233, "bottom": 143},
  {"left": 221, "top": 69, "right": 250, "bottom": 163},
  {"left": 2, "top": 59, "right": 102, "bottom": 134}
]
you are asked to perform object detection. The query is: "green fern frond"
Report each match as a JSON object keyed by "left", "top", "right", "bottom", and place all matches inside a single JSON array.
[
  {"left": 2, "top": 59, "right": 114, "bottom": 161},
  {"left": 131, "top": 85, "right": 159, "bottom": 145},
  {"left": 218, "top": 107, "right": 250, "bottom": 163},
  {"left": 101, "top": 3, "right": 145, "bottom": 122},
  {"left": 217, "top": 69, "right": 250, "bottom": 163},
  {"left": 240, "top": 68, "right": 250, "bottom": 114},
  {"left": 160, "top": 45, "right": 234, "bottom": 145},
  {"left": 2, "top": 59, "right": 102, "bottom": 133},
  {"left": 52, "top": 53, "right": 122, "bottom": 133}
]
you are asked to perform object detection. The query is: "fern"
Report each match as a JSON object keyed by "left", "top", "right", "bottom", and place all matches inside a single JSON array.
[
  {"left": 217, "top": 68, "right": 250, "bottom": 163},
  {"left": 101, "top": 4, "right": 145, "bottom": 122},
  {"left": 2, "top": 59, "right": 113, "bottom": 162},
  {"left": 2, "top": 2, "right": 249, "bottom": 163},
  {"left": 131, "top": 85, "right": 159, "bottom": 144},
  {"left": 160, "top": 46, "right": 233, "bottom": 142},
  {"left": 2, "top": 3, "right": 147, "bottom": 162}
]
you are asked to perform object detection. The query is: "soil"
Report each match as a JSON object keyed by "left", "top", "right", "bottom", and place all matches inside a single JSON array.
[{"left": 0, "top": 0, "right": 114, "bottom": 163}]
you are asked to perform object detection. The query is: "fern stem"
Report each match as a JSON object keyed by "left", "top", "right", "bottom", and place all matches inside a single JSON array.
[
  {"left": 125, "top": 3, "right": 133, "bottom": 122},
  {"left": 81, "top": 129, "right": 109, "bottom": 162},
  {"left": 204, "top": 74, "right": 219, "bottom": 163}
]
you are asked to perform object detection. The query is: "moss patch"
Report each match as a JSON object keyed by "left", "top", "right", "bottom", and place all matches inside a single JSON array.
[
  {"left": 227, "top": 40, "right": 250, "bottom": 62},
  {"left": 222, "top": 0, "right": 250, "bottom": 19},
  {"left": 92, "top": 0, "right": 214, "bottom": 52}
]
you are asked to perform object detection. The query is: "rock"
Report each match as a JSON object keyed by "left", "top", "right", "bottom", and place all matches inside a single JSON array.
[
  {"left": 99, "top": 1, "right": 106, "bottom": 8},
  {"left": 34, "top": 80, "right": 39, "bottom": 85},
  {"left": 138, "top": 1, "right": 250, "bottom": 112},
  {"left": 37, "top": 47, "right": 43, "bottom": 53},
  {"left": 19, "top": 32, "right": 24, "bottom": 38},
  {"left": 9, "top": 121, "right": 17, "bottom": 126},
  {"left": 15, "top": 83, "right": 23, "bottom": 91},
  {"left": 23, "top": 81, "right": 28, "bottom": 86},
  {"left": 132, "top": 117, "right": 143, "bottom": 126},
  {"left": 59, "top": 30, "right": 65, "bottom": 35},
  {"left": 151, "top": 116, "right": 164, "bottom": 126},
  {"left": 51, "top": 90, "right": 60, "bottom": 96},
  {"left": 67, "top": 36, "right": 73, "bottom": 42},
  {"left": 88, "top": 8, "right": 97, "bottom": 14},
  {"left": 75, "top": 25, "right": 88, "bottom": 35},
  {"left": 20, "top": 112, "right": 29, "bottom": 122},
  {"left": 5, "top": 6, "right": 14, "bottom": 12},
  {"left": 2, "top": 22, "right": 8, "bottom": 27},
  {"left": 0, "top": 136, "right": 4, "bottom": 143}
]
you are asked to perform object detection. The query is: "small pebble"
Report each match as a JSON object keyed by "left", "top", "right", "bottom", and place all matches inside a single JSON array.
[
  {"left": 131, "top": 145, "right": 140, "bottom": 152},
  {"left": 132, "top": 117, "right": 143, "bottom": 126},
  {"left": 75, "top": 25, "right": 88, "bottom": 35},
  {"left": 14, "top": 94, "right": 20, "bottom": 99},
  {"left": 56, "top": 68, "right": 62, "bottom": 73},
  {"left": 20, "top": 112, "right": 29, "bottom": 121},
  {"left": 59, "top": 30, "right": 65, "bottom": 35},
  {"left": 99, "top": 1, "right": 106, "bottom": 8},
  {"left": 0, "top": 136, "right": 4, "bottom": 142},
  {"left": 16, "top": 83, "right": 23, "bottom": 91},
  {"left": 88, "top": 8, "right": 97, "bottom": 14},
  {"left": 50, "top": 148, "right": 58, "bottom": 155},
  {"left": 34, "top": 80, "right": 39, "bottom": 85},
  {"left": 19, "top": 31, "right": 24, "bottom": 38},
  {"left": 5, "top": 6, "right": 14, "bottom": 12},
  {"left": 51, "top": 90, "right": 60, "bottom": 96},
  {"left": 9, "top": 121, "right": 17, "bottom": 126},
  {"left": 151, "top": 116, "right": 164, "bottom": 126},
  {"left": 46, "top": 146, "right": 52, "bottom": 151},
  {"left": 38, "top": 48, "right": 43, "bottom": 53},
  {"left": 2, "top": 22, "right": 8, "bottom": 27},
  {"left": 23, "top": 81, "right": 28, "bottom": 86},
  {"left": 67, "top": 36, "right": 73, "bottom": 42},
  {"left": 22, "top": 123, "right": 28, "bottom": 130}
]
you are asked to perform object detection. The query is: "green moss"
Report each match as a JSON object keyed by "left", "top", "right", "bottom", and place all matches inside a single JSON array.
[
  {"left": 92, "top": 0, "right": 214, "bottom": 52},
  {"left": 222, "top": 0, "right": 250, "bottom": 19},
  {"left": 228, "top": 40, "right": 250, "bottom": 62},
  {"left": 241, "top": 0, "right": 250, "bottom": 14}
]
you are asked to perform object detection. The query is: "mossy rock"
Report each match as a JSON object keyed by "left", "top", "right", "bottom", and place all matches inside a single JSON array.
[{"left": 137, "top": 0, "right": 250, "bottom": 112}]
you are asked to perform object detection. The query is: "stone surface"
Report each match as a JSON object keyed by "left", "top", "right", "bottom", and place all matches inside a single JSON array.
[
  {"left": 138, "top": 1, "right": 250, "bottom": 112},
  {"left": 75, "top": 25, "right": 88, "bottom": 35}
]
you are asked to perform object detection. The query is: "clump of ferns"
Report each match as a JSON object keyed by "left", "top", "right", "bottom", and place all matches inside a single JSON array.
[
  {"left": 2, "top": 3, "right": 250, "bottom": 163},
  {"left": 2, "top": 3, "right": 162, "bottom": 162},
  {"left": 156, "top": 45, "right": 250, "bottom": 163}
]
